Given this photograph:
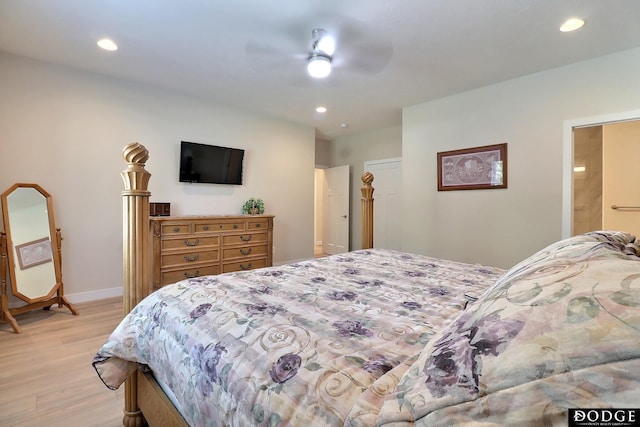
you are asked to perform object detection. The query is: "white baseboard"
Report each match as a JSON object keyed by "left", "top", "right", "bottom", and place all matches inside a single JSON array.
[
  {"left": 66, "top": 287, "right": 123, "bottom": 304},
  {"left": 7, "top": 286, "right": 123, "bottom": 308}
]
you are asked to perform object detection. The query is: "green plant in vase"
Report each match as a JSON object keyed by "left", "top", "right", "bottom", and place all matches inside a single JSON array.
[{"left": 242, "top": 198, "right": 264, "bottom": 215}]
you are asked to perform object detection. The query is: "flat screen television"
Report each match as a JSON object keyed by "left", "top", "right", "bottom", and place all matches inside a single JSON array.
[{"left": 179, "top": 141, "right": 245, "bottom": 185}]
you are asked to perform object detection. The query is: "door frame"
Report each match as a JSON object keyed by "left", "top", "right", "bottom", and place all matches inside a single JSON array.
[{"left": 562, "top": 109, "right": 640, "bottom": 238}]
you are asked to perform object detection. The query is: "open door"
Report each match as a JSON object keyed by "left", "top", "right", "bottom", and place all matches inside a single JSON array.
[
  {"left": 571, "top": 120, "right": 640, "bottom": 237},
  {"left": 322, "top": 165, "right": 350, "bottom": 255}
]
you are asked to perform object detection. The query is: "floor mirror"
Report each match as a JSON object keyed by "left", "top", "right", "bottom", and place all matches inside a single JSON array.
[{"left": 1, "top": 183, "right": 78, "bottom": 333}]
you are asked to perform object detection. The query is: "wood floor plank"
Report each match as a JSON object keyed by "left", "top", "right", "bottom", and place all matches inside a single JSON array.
[{"left": 0, "top": 297, "right": 125, "bottom": 427}]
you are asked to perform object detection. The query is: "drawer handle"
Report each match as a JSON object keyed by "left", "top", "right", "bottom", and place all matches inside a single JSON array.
[
  {"left": 184, "top": 239, "right": 200, "bottom": 246},
  {"left": 184, "top": 254, "right": 200, "bottom": 262},
  {"left": 240, "top": 248, "right": 252, "bottom": 256},
  {"left": 203, "top": 226, "right": 209, "bottom": 231},
  {"left": 233, "top": 224, "right": 238, "bottom": 229},
  {"left": 255, "top": 224, "right": 261, "bottom": 228},
  {"left": 173, "top": 227, "right": 180, "bottom": 232},
  {"left": 184, "top": 270, "right": 200, "bottom": 279},
  {"left": 240, "top": 235, "right": 252, "bottom": 242},
  {"left": 240, "top": 262, "right": 252, "bottom": 270}
]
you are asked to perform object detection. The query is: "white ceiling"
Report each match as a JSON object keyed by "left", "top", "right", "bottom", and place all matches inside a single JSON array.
[{"left": 2, "top": 1, "right": 640, "bottom": 140}]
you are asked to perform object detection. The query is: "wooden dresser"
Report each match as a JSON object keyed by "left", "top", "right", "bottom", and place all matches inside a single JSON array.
[{"left": 149, "top": 215, "right": 274, "bottom": 289}]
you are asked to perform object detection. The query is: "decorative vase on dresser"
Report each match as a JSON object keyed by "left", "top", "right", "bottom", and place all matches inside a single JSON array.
[{"left": 149, "top": 215, "right": 274, "bottom": 290}]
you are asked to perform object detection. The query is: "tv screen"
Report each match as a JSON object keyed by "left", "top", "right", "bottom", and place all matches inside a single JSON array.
[{"left": 179, "top": 141, "right": 244, "bottom": 185}]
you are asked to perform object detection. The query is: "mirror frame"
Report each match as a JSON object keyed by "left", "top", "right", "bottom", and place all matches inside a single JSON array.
[
  {"left": 1, "top": 183, "right": 62, "bottom": 303},
  {"left": 0, "top": 183, "right": 78, "bottom": 334}
]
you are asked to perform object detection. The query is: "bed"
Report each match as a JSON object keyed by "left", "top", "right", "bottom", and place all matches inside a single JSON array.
[{"left": 94, "top": 143, "right": 640, "bottom": 426}]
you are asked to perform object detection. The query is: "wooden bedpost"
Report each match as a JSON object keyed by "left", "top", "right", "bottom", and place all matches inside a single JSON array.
[
  {"left": 361, "top": 172, "right": 374, "bottom": 249},
  {"left": 121, "top": 142, "right": 151, "bottom": 427}
]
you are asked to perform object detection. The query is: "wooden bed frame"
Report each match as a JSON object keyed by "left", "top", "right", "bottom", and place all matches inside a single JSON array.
[{"left": 120, "top": 142, "right": 375, "bottom": 426}]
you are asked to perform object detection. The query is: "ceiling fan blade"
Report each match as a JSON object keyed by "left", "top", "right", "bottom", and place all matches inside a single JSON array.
[
  {"left": 335, "top": 40, "right": 393, "bottom": 75},
  {"left": 244, "top": 13, "right": 394, "bottom": 81},
  {"left": 244, "top": 40, "right": 304, "bottom": 72}
]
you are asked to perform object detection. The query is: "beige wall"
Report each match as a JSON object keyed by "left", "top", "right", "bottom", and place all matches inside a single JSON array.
[
  {"left": 329, "top": 126, "right": 402, "bottom": 250},
  {"left": 315, "top": 138, "right": 332, "bottom": 167},
  {"left": 402, "top": 47, "right": 640, "bottom": 269},
  {"left": 603, "top": 121, "right": 640, "bottom": 237},
  {"left": 0, "top": 53, "right": 316, "bottom": 303}
]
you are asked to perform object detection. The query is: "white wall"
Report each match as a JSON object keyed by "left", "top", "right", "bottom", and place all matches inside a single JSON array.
[
  {"left": 330, "top": 126, "right": 402, "bottom": 249},
  {"left": 0, "top": 53, "right": 315, "bottom": 303},
  {"left": 402, "top": 47, "right": 640, "bottom": 269}
]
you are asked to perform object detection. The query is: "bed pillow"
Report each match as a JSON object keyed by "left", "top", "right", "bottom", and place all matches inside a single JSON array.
[{"left": 375, "top": 231, "right": 640, "bottom": 426}]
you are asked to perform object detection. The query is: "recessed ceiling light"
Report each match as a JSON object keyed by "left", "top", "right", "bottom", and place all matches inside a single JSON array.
[
  {"left": 340, "top": 123, "right": 349, "bottom": 128},
  {"left": 315, "top": 106, "right": 327, "bottom": 113},
  {"left": 97, "top": 38, "right": 118, "bottom": 51},
  {"left": 560, "top": 18, "right": 585, "bottom": 32}
]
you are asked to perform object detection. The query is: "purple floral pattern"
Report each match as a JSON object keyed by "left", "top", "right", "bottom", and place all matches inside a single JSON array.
[
  {"left": 423, "top": 311, "right": 524, "bottom": 397},
  {"left": 363, "top": 354, "right": 395, "bottom": 377},
  {"left": 269, "top": 353, "right": 302, "bottom": 384},
  {"left": 246, "top": 302, "right": 286, "bottom": 316},
  {"left": 192, "top": 342, "right": 226, "bottom": 396},
  {"left": 93, "top": 248, "right": 505, "bottom": 426},
  {"left": 375, "top": 231, "right": 640, "bottom": 426},
  {"left": 326, "top": 290, "right": 357, "bottom": 301},
  {"left": 190, "top": 303, "right": 212, "bottom": 320},
  {"left": 333, "top": 320, "right": 373, "bottom": 338}
]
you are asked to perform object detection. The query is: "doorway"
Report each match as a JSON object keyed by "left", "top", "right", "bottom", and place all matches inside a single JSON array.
[
  {"left": 314, "top": 166, "right": 350, "bottom": 257},
  {"left": 563, "top": 109, "right": 640, "bottom": 238}
]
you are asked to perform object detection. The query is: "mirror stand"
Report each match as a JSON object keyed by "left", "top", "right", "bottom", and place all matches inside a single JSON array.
[
  {"left": 1, "top": 229, "right": 78, "bottom": 334},
  {"left": 1, "top": 183, "right": 79, "bottom": 334}
]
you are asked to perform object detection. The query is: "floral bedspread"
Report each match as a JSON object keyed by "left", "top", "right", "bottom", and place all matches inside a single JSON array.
[
  {"left": 93, "top": 249, "right": 504, "bottom": 427},
  {"left": 375, "top": 231, "right": 640, "bottom": 426}
]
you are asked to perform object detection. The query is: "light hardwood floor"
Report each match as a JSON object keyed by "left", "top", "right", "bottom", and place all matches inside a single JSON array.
[{"left": 0, "top": 297, "right": 126, "bottom": 427}]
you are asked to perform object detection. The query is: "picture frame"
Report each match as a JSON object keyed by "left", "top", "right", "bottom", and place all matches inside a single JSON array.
[
  {"left": 15, "top": 237, "right": 53, "bottom": 270},
  {"left": 437, "top": 143, "right": 507, "bottom": 191}
]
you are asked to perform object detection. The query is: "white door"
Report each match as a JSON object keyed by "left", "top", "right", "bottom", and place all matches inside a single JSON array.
[
  {"left": 364, "top": 158, "right": 402, "bottom": 250},
  {"left": 323, "top": 165, "right": 350, "bottom": 255}
]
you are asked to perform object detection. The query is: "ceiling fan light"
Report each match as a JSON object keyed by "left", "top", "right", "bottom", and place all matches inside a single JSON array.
[
  {"left": 317, "top": 35, "right": 336, "bottom": 56},
  {"left": 307, "top": 54, "right": 332, "bottom": 78}
]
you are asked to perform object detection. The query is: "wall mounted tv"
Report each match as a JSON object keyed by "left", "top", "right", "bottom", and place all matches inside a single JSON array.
[{"left": 179, "top": 141, "right": 245, "bottom": 185}]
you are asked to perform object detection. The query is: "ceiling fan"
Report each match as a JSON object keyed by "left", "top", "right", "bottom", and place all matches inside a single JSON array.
[
  {"left": 244, "top": 16, "right": 393, "bottom": 83},
  {"left": 306, "top": 28, "right": 335, "bottom": 78}
]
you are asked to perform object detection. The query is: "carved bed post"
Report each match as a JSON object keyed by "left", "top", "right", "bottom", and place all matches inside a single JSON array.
[
  {"left": 361, "top": 172, "right": 374, "bottom": 249},
  {"left": 121, "top": 143, "right": 151, "bottom": 427}
]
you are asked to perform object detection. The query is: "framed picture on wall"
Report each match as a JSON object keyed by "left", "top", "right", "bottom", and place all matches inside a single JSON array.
[{"left": 437, "top": 143, "right": 508, "bottom": 191}]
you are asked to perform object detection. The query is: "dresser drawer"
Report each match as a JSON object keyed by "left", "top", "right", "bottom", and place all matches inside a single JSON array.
[
  {"left": 161, "top": 222, "right": 191, "bottom": 235},
  {"left": 222, "top": 258, "right": 267, "bottom": 273},
  {"left": 194, "top": 220, "right": 244, "bottom": 233},
  {"left": 222, "top": 244, "right": 267, "bottom": 260},
  {"left": 161, "top": 249, "right": 219, "bottom": 268},
  {"left": 161, "top": 265, "right": 220, "bottom": 285},
  {"left": 161, "top": 235, "right": 219, "bottom": 251},
  {"left": 222, "top": 231, "right": 267, "bottom": 246},
  {"left": 247, "top": 218, "right": 269, "bottom": 230}
]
